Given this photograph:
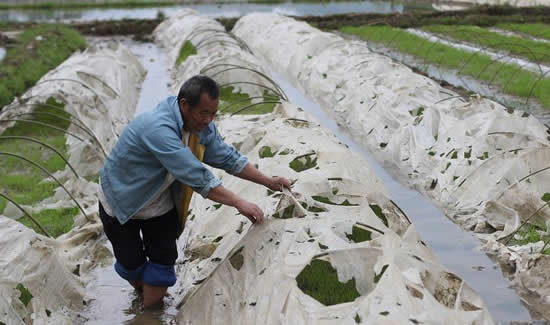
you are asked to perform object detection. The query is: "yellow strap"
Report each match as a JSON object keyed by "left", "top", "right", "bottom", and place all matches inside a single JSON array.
[{"left": 178, "top": 133, "right": 205, "bottom": 235}]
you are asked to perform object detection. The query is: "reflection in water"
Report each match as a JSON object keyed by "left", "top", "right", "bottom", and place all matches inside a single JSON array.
[
  {"left": 0, "top": 1, "right": 435, "bottom": 22},
  {"left": 0, "top": 47, "right": 5, "bottom": 62},
  {"left": 81, "top": 39, "right": 175, "bottom": 325},
  {"left": 83, "top": 263, "right": 178, "bottom": 325}
]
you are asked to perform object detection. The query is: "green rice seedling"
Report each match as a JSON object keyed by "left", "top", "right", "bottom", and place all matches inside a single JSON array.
[
  {"left": 0, "top": 25, "right": 86, "bottom": 109},
  {"left": 339, "top": 25, "right": 550, "bottom": 111},
  {"left": 0, "top": 98, "right": 70, "bottom": 214},
  {"left": 345, "top": 225, "right": 372, "bottom": 243},
  {"left": 219, "top": 86, "right": 278, "bottom": 115},
  {"left": 495, "top": 23, "right": 550, "bottom": 41},
  {"left": 19, "top": 206, "right": 79, "bottom": 238},
  {"left": 16, "top": 284, "right": 33, "bottom": 307},
  {"left": 289, "top": 153, "right": 317, "bottom": 172},
  {"left": 259, "top": 146, "right": 277, "bottom": 158},
  {"left": 369, "top": 204, "right": 388, "bottom": 227},
  {"left": 175, "top": 40, "right": 197, "bottom": 66},
  {"left": 421, "top": 25, "right": 550, "bottom": 65},
  {"left": 311, "top": 195, "right": 358, "bottom": 206},
  {"left": 296, "top": 259, "right": 360, "bottom": 305}
]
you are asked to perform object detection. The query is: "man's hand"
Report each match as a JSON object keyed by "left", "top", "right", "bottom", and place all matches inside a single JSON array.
[
  {"left": 235, "top": 199, "right": 264, "bottom": 224},
  {"left": 266, "top": 176, "right": 292, "bottom": 192}
]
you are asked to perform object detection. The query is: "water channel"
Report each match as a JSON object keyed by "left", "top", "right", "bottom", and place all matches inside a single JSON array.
[
  {"left": 78, "top": 35, "right": 534, "bottom": 323},
  {"left": 266, "top": 69, "right": 533, "bottom": 323},
  {"left": 3, "top": 2, "right": 541, "bottom": 323}
]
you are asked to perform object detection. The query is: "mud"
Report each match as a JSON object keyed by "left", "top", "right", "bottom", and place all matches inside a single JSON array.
[
  {"left": 296, "top": 5, "right": 550, "bottom": 31},
  {"left": 73, "top": 18, "right": 162, "bottom": 41}
]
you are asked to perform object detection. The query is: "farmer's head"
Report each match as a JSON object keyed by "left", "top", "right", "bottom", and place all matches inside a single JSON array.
[{"left": 178, "top": 75, "right": 219, "bottom": 133}]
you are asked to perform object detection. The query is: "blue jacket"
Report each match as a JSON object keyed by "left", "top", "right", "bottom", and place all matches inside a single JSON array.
[{"left": 100, "top": 96, "right": 248, "bottom": 224}]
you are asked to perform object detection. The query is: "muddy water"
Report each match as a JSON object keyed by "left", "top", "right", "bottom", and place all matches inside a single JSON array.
[
  {"left": 83, "top": 262, "right": 178, "bottom": 325},
  {"left": 0, "top": 1, "right": 431, "bottom": 22},
  {"left": 130, "top": 42, "right": 173, "bottom": 116},
  {"left": 80, "top": 37, "right": 532, "bottom": 323},
  {"left": 267, "top": 68, "right": 533, "bottom": 322},
  {"left": 81, "top": 39, "right": 175, "bottom": 325}
]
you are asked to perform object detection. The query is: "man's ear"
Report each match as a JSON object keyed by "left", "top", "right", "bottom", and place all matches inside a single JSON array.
[{"left": 179, "top": 99, "right": 188, "bottom": 114}]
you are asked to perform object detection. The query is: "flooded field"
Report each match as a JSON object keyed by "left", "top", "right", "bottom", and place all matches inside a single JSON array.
[
  {"left": 0, "top": 0, "right": 432, "bottom": 22},
  {"left": 2, "top": 2, "right": 550, "bottom": 325}
]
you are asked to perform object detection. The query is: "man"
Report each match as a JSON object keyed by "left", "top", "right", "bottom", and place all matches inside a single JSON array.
[{"left": 98, "top": 75, "right": 291, "bottom": 307}]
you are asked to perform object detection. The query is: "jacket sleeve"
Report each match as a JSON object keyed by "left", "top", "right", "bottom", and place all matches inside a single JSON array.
[
  {"left": 141, "top": 125, "right": 221, "bottom": 198},
  {"left": 203, "top": 124, "right": 248, "bottom": 175}
]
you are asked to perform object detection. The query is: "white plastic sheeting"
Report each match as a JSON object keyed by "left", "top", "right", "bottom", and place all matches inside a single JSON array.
[
  {"left": 233, "top": 13, "right": 550, "bottom": 317},
  {"left": 154, "top": 11, "right": 493, "bottom": 324},
  {"left": 154, "top": 9, "right": 278, "bottom": 100},
  {"left": 0, "top": 41, "right": 145, "bottom": 324}
]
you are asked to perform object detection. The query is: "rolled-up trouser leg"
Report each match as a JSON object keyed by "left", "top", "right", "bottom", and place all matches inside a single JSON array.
[
  {"left": 141, "top": 207, "right": 179, "bottom": 287},
  {"left": 115, "top": 261, "right": 148, "bottom": 282},
  {"left": 143, "top": 263, "right": 176, "bottom": 287}
]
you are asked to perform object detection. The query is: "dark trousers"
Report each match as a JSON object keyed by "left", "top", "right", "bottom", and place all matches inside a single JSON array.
[{"left": 98, "top": 203, "right": 179, "bottom": 270}]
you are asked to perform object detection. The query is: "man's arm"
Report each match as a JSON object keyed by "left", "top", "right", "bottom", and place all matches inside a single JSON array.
[
  {"left": 235, "top": 163, "right": 291, "bottom": 191},
  {"left": 207, "top": 185, "right": 265, "bottom": 224},
  {"left": 206, "top": 164, "right": 291, "bottom": 224}
]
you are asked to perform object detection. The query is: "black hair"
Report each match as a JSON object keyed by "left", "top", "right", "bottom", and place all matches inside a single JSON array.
[{"left": 177, "top": 75, "right": 219, "bottom": 108}]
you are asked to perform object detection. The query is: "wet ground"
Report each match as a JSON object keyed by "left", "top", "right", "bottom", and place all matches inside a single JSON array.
[
  {"left": 12, "top": 3, "right": 547, "bottom": 324},
  {"left": 78, "top": 36, "right": 536, "bottom": 323},
  {"left": 267, "top": 68, "right": 534, "bottom": 323},
  {"left": 80, "top": 38, "right": 175, "bottom": 325}
]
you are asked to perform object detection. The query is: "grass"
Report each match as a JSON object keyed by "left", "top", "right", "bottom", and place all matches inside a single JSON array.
[
  {"left": 495, "top": 23, "right": 550, "bottom": 41},
  {"left": 0, "top": 24, "right": 86, "bottom": 109},
  {"left": 0, "top": 98, "right": 69, "bottom": 215},
  {"left": 296, "top": 259, "right": 360, "bottom": 306},
  {"left": 175, "top": 40, "right": 196, "bottom": 66},
  {"left": 340, "top": 25, "right": 550, "bottom": 110},
  {"left": 507, "top": 224, "right": 550, "bottom": 255},
  {"left": 219, "top": 86, "right": 278, "bottom": 115},
  {"left": 421, "top": 25, "right": 550, "bottom": 65},
  {"left": 20, "top": 207, "right": 79, "bottom": 238},
  {"left": 508, "top": 224, "right": 545, "bottom": 246}
]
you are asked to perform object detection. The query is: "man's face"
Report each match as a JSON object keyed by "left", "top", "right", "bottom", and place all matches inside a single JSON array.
[{"left": 179, "top": 92, "right": 219, "bottom": 133}]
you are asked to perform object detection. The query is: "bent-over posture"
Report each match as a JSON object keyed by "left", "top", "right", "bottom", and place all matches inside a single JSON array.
[{"left": 98, "top": 75, "right": 290, "bottom": 307}]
